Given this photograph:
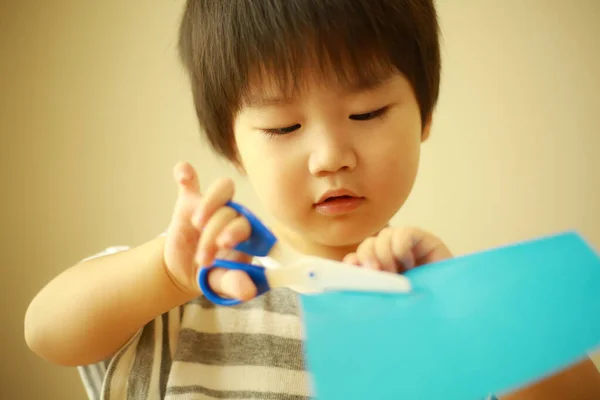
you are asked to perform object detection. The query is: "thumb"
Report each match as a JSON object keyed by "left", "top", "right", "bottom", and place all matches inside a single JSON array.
[{"left": 206, "top": 268, "right": 257, "bottom": 301}]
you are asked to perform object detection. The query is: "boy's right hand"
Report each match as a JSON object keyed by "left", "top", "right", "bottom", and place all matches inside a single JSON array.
[{"left": 162, "top": 162, "right": 258, "bottom": 301}]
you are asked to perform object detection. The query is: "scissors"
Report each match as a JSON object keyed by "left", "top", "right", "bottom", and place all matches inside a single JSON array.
[{"left": 198, "top": 201, "right": 413, "bottom": 306}]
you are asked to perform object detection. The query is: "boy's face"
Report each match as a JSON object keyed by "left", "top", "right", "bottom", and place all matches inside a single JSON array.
[{"left": 232, "top": 71, "right": 430, "bottom": 255}]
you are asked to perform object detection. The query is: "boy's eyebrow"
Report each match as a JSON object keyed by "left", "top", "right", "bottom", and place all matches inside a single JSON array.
[{"left": 244, "top": 76, "right": 395, "bottom": 109}]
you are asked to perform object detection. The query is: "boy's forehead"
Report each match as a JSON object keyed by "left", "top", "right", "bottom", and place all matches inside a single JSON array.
[{"left": 241, "top": 70, "right": 400, "bottom": 109}]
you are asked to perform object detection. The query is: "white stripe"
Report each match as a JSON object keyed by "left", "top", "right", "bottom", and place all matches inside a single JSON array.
[
  {"left": 94, "top": 361, "right": 106, "bottom": 391},
  {"left": 167, "top": 363, "right": 309, "bottom": 396},
  {"left": 98, "top": 359, "right": 107, "bottom": 376},
  {"left": 77, "top": 365, "right": 101, "bottom": 400},
  {"left": 90, "top": 363, "right": 104, "bottom": 393},
  {"left": 166, "top": 392, "right": 234, "bottom": 400},
  {"left": 107, "top": 330, "right": 143, "bottom": 399},
  {"left": 182, "top": 303, "right": 303, "bottom": 340}
]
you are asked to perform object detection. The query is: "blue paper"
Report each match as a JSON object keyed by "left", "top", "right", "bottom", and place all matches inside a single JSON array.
[{"left": 300, "top": 231, "right": 600, "bottom": 399}]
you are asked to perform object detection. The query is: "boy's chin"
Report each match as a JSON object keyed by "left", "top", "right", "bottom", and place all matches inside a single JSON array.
[{"left": 308, "top": 220, "right": 387, "bottom": 248}]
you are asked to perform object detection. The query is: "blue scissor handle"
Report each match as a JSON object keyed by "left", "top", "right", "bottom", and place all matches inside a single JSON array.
[
  {"left": 226, "top": 201, "right": 277, "bottom": 256},
  {"left": 198, "top": 259, "right": 271, "bottom": 306},
  {"left": 198, "top": 201, "right": 277, "bottom": 306}
]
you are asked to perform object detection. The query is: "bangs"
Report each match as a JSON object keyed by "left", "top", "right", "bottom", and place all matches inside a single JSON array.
[
  {"left": 240, "top": 38, "right": 400, "bottom": 107},
  {"left": 237, "top": 8, "right": 404, "bottom": 105}
]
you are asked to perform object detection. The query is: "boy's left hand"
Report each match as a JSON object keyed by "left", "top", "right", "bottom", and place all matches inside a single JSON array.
[
  {"left": 343, "top": 226, "right": 452, "bottom": 272},
  {"left": 345, "top": 226, "right": 600, "bottom": 400}
]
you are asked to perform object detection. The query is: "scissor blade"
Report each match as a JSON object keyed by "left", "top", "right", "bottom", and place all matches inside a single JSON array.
[{"left": 264, "top": 256, "right": 412, "bottom": 293}]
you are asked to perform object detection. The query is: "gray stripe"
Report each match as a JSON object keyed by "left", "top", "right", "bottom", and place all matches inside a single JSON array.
[
  {"left": 103, "top": 330, "right": 142, "bottom": 400},
  {"left": 167, "top": 385, "right": 310, "bottom": 400},
  {"left": 177, "top": 330, "right": 305, "bottom": 371},
  {"left": 159, "top": 313, "right": 172, "bottom": 399},
  {"left": 191, "top": 288, "right": 300, "bottom": 316},
  {"left": 127, "top": 322, "right": 155, "bottom": 399}
]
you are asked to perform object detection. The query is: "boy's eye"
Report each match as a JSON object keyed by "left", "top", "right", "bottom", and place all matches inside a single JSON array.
[
  {"left": 349, "top": 107, "right": 388, "bottom": 121},
  {"left": 261, "top": 123, "right": 301, "bottom": 136}
]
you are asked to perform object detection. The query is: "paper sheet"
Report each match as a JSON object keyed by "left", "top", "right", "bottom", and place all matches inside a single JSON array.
[{"left": 300, "top": 232, "right": 600, "bottom": 399}]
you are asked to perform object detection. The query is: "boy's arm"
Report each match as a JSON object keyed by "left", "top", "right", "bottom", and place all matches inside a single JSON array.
[
  {"left": 24, "top": 235, "right": 196, "bottom": 367},
  {"left": 25, "top": 162, "right": 258, "bottom": 368},
  {"left": 502, "top": 358, "right": 600, "bottom": 399}
]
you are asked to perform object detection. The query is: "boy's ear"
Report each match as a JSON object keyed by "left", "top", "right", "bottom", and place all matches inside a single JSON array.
[{"left": 421, "top": 114, "right": 433, "bottom": 142}]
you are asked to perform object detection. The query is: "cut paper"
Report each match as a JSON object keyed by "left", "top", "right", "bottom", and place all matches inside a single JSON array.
[{"left": 300, "top": 231, "right": 600, "bottom": 399}]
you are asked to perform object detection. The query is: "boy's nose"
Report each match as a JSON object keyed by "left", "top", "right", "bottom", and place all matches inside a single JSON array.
[{"left": 308, "top": 129, "right": 357, "bottom": 176}]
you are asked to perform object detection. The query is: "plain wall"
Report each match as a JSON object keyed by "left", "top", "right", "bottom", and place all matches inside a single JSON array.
[{"left": 1, "top": 1, "right": 598, "bottom": 398}]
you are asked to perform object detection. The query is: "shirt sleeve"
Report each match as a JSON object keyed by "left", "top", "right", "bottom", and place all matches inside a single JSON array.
[{"left": 78, "top": 246, "right": 132, "bottom": 262}]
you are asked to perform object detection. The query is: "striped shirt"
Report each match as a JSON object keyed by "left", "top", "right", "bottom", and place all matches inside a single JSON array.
[
  {"left": 77, "top": 246, "right": 310, "bottom": 400},
  {"left": 76, "top": 247, "right": 501, "bottom": 400}
]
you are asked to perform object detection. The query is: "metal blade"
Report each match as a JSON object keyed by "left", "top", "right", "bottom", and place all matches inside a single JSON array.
[{"left": 265, "top": 256, "right": 412, "bottom": 293}]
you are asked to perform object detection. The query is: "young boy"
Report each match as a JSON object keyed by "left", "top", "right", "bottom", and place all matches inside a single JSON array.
[{"left": 25, "top": 1, "right": 600, "bottom": 399}]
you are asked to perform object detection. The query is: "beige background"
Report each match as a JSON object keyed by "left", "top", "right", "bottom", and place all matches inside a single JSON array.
[{"left": 1, "top": 0, "right": 599, "bottom": 399}]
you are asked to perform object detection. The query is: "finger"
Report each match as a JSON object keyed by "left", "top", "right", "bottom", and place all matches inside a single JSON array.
[
  {"left": 342, "top": 253, "right": 361, "bottom": 266},
  {"left": 355, "top": 237, "right": 382, "bottom": 270},
  {"left": 196, "top": 206, "right": 238, "bottom": 266},
  {"left": 174, "top": 161, "right": 201, "bottom": 196},
  {"left": 216, "top": 216, "right": 252, "bottom": 249},
  {"left": 170, "top": 161, "right": 202, "bottom": 224},
  {"left": 373, "top": 228, "right": 398, "bottom": 272},
  {"left": 390, "top": 228, "right": 418, "bottom": 271},
  {"left": 167, "top": 162, "right": 203, "bottom": 255},
  {"left": 207, "top": 268, "right": 257, "bottom": 301},
  {"left": 191, "top": 177, "right": 234, "bottom": 229},
  {"left": 214, "top": 248, "right": 253, "bottom": 265},
  {"left": 407, "top": 228, "right": 453, "bottom": 265}
]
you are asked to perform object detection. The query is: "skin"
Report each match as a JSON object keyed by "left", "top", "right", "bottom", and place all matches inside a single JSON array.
[{"left": 24, "top": 69, "right": 600, "bottom": 398}]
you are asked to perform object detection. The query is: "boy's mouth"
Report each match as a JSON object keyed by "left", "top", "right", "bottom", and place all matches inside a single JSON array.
[
  {"left": 316, "top": 189, "right": 361, "bottom": 204},
  {"left": 315, "top": 190, "right": 364, "bottom": 216},
  {"left": 322, "top": 195, "right": 354, "bottom": 202}
]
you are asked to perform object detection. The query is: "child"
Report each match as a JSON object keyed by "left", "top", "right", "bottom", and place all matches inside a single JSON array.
[{"left": 25, "top": 0, "right": 600, "bottom": 399}]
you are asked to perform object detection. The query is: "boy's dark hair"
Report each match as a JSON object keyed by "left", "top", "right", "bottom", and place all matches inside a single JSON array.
[{"left": 178, "top": 0, "right": 441, "bottom": 161}]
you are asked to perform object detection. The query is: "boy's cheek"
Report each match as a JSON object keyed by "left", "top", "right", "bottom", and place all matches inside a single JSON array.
[{"left": 251, "top": 168, "right": 308, "bottom": 218}]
